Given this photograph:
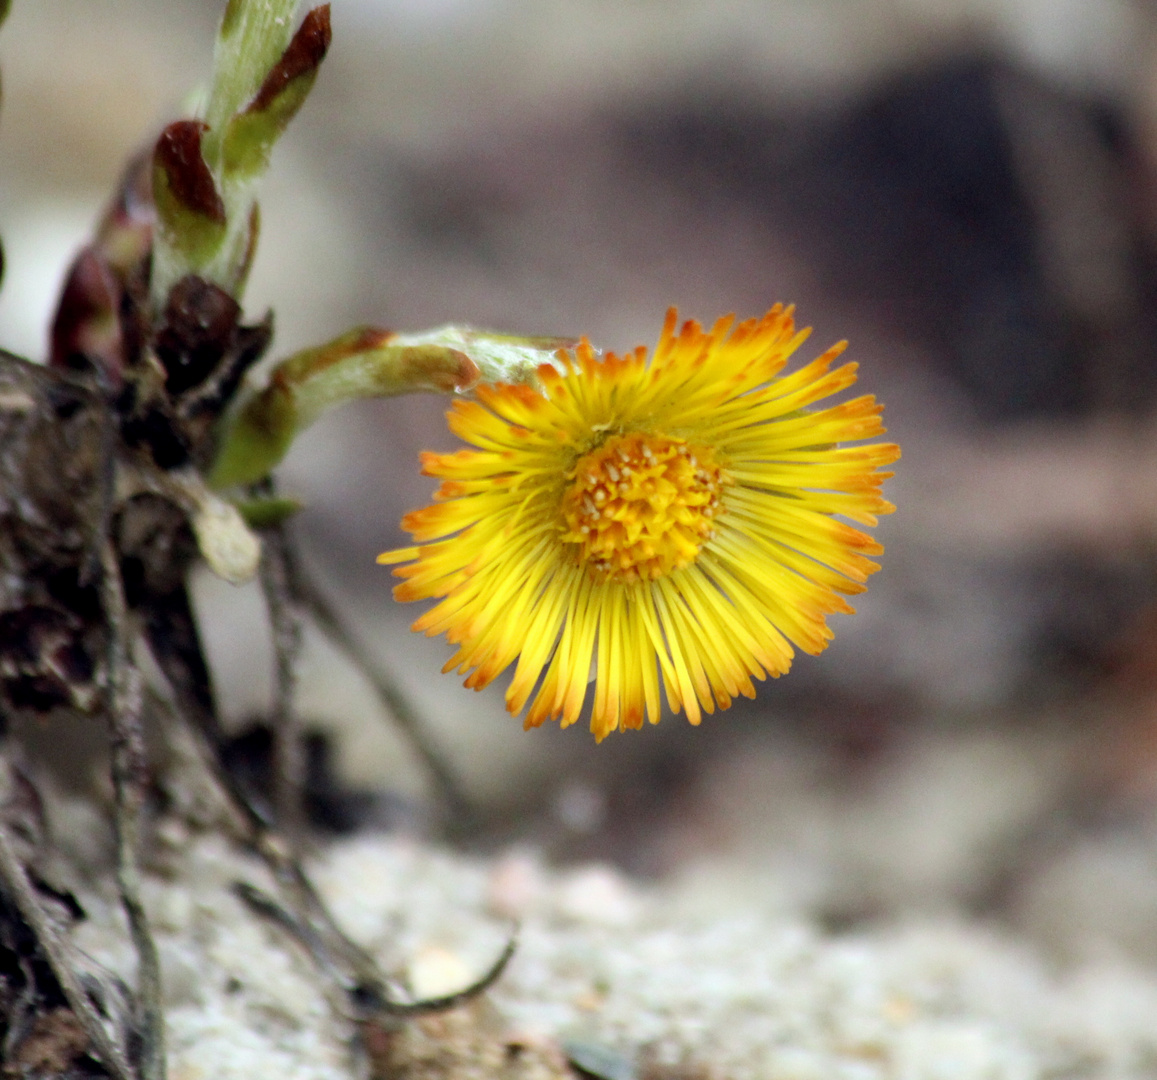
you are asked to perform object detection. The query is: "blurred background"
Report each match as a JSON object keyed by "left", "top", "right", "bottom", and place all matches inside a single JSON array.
[{"left": 5, "top": 0, "right": 1157, "bottom": 963}]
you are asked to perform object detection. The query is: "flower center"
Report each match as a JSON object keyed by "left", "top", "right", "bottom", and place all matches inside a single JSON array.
[{"left": 560, "top": 432, "right": 724, "bottom": 582}]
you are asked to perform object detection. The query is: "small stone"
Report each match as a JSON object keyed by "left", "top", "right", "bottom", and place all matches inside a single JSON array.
[
  {"left": 408, "top": 945, "right": 474, "bottom": 999},
  {"left": 488, "top": 848, "right": 547, "bottom": 919},
  {"left": 555, "top": 863, "right": 641, "bottom": 926}
]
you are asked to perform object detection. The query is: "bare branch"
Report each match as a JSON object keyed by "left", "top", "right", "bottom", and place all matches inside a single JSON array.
[
  {"left": 353, "top": 929, "right": 518, "bottom": 1020},
  {"left": 281, "top": 544, "right": 478, "bottom": 832},
  {"left": 257, "top": 505, "right": 305, "bottom": 835},
  {"left": 99, "top": 538, "right": 166, "bottom": 1080},
  {"left": 234, "top": 878, "right": 518, "bottom": 1021}
]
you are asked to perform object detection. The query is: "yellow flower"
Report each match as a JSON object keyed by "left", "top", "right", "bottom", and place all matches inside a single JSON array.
[{"left": 378, "top": 307, "right": 899, "bottom": 741}]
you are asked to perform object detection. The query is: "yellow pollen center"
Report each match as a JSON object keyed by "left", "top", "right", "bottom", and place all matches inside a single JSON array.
[{"left": 560, "top": 432, "right": 725, "bottom": 583}]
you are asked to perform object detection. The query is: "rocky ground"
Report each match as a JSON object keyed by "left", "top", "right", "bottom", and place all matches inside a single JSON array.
[{"left": 58, "top": 815, "right": 1157, "bottom": 1079}]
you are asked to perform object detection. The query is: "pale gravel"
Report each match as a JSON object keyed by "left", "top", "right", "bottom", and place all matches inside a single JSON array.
[{"left": 60, "top": 829, "right": 1157, "bottom": 1080}]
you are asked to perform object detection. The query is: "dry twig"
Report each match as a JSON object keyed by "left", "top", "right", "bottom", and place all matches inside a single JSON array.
[
  {"left": 99, "top": 537, "right": 166, "bottom": 1080},
  {"left": 280, "top": 538, "right": 478, "bottom": 831}
]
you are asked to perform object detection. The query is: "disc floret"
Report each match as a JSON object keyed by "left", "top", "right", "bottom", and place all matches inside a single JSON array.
[{"left": 560, "top": 432, "right": 724, "bottom": 583}]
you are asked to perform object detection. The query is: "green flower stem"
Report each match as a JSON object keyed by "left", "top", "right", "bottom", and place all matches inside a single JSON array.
[
  {"left": 151, "top": 0, "right": 300, "bottom": 307},
  {"left": 209, "top": 325, "right": 575, "bottom": 490},
  {"left": 203, "top": 0, "right": 298, "bottom": 172},
  {"left": 234, "top": 493, "right": 305, "bottom": 528}
]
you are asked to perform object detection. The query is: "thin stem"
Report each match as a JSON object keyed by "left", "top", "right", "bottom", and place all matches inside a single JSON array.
[
  {"left": 248, "top": 837, "right": 382, "bottom": 985},
  {"left": 281, "top": 548, "right": 478, "bottom": 832},
  {"left": 150, "top": 654, "right": 382, "bottom": 988},
  {"left": 231, "top": 881, "right": 351, "bottom": 986},
  {"left": 100, "top": 540, "right": 166, "bottom": 1080},
  {"left": 234, "top": 879, "right": 519, "bottom": 1020},
  {"left": 258, "top": 517, "right": 305, "bottom": 836}
]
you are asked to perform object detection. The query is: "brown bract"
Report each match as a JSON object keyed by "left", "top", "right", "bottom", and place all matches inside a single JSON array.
[
  {"left": 155, "top": 120, "right": 226, "bottom": 224},
  {"left": 249, "top": 4, "right": 332, "bottom": 113},
  {"left": 49, "top": 247, "right": 125, "bottom": 388}
]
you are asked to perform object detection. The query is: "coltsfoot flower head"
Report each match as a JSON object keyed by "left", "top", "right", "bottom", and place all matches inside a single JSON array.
[{"left": 378, "top": 307, "right": 900, "bottom": 741}]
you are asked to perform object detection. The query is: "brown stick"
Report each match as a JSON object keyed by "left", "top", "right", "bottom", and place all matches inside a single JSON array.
[
  {"left": 100, "top": 538, "right": 166, "bottom": 1080},
  {"left": 279, "top": 542, "right": 478, "bottom": 832},
  {"left": 258, "top": 520, "right": 306, "bottom": 836}
]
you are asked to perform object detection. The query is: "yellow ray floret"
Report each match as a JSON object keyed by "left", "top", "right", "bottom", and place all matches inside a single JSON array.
[{"left": 379, "top": 306, "right": 900, "bottom": 740}]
